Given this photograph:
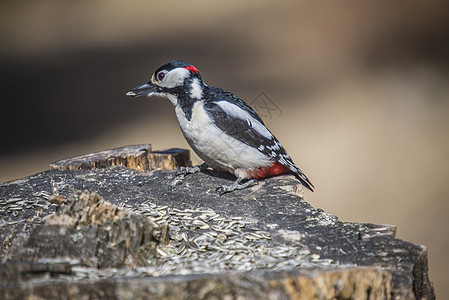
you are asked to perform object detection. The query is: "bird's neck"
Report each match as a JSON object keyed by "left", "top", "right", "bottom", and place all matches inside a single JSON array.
[{"left": 173, "top": 77, "right": 206, "bottom": 113}]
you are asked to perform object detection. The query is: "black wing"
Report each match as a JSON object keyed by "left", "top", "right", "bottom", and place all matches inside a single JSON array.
[{"left": 203, "top": 93, "right": 314, "bottom": 191}]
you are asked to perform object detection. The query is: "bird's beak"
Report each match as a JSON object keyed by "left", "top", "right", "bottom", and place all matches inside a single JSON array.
[{"left": 126, "top": 82, "right": 159, "bottom": 98}]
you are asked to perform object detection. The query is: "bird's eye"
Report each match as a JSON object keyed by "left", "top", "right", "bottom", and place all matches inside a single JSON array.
[{"left": 157, "top": 72, "right": 165, "bottom": 81}]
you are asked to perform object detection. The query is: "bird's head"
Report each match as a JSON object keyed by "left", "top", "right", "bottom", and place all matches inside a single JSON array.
[{"left": 126, "top": 60, "right": 204, "bottom": 105}]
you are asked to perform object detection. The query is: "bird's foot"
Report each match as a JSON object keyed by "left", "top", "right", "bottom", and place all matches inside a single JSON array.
[
  {"left": 171, "top": 163, "right": 208, "bottom": 185},
  {"left": 216, "top": 178, "right": 258, "bottom": 195}
]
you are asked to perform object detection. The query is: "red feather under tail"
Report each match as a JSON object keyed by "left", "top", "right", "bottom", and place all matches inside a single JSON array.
[{"left": 248, "top": 162, "right": 289, "bottom": 180}]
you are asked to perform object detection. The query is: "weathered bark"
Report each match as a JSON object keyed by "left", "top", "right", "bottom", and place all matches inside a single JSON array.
[
  {"left": 49, "top": 144, "right": 191, "bottom": 172},
  {"left": 0, "top": 147, "right": 435, "bottom": 299}
]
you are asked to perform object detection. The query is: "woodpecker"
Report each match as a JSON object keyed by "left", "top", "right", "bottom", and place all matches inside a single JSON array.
[{"left": 126, "top": 60, "right": 314, "bottom": 194}]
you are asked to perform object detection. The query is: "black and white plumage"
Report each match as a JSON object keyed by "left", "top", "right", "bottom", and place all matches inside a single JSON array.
[{"left": 126, "top": 60, "right": 314, "bottom": 194}]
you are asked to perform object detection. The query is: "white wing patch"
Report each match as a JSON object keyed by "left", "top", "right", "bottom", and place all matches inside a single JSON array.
[
  {"left": 215, "top": 101, "right": 273, "bottom": 139},
  {"left": 271, "top": 141, "right": 281, "bottom": 150}
]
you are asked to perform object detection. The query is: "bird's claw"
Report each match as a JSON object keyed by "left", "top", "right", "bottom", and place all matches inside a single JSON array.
[
  {"left": 171, "top": 164, "right": 208, "bottom": 186},
  {"left": 216, "top": 179, "right": 258, "bottom": 195}
]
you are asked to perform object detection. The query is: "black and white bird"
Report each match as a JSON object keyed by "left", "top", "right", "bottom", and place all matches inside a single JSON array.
[{"left": 126, "top": 60, "right": 314, "bottom": 194}]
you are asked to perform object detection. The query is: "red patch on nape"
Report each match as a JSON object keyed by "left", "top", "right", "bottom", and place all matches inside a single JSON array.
[
  {"left": 184, "top": 65, "right": 199, "bottom": 74},
  {"left": 250, "top": 162, "right": 289, "bottom": 180}
]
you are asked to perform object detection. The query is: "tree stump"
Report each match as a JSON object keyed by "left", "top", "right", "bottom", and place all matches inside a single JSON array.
[{"left": 0, "top": 146, "right": 435, "bottom": 299}]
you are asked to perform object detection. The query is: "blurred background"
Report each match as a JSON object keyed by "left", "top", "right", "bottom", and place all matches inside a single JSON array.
[{"left": 1, "top": 0, "right": 448, "bottom": 296}]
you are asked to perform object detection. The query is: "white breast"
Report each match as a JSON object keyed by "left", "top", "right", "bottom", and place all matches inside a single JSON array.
[{"left": 174, "top": 101, "right": 272, "bottom": 176}]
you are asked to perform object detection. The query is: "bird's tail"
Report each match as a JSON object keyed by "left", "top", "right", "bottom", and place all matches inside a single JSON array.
[{"left": 292, "top": 168, "right": 315, "bottom": 192}]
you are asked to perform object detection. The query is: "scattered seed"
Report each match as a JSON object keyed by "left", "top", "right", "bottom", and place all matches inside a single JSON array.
[
  {"left": 6, "top": 198, "right": 22, "bottom": 204},
  {"left": 3, "top": 196, "right": 337, "bottom": 279},
  {"left": 156, "top": 248, "right": 168, "bottom": 256}
]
